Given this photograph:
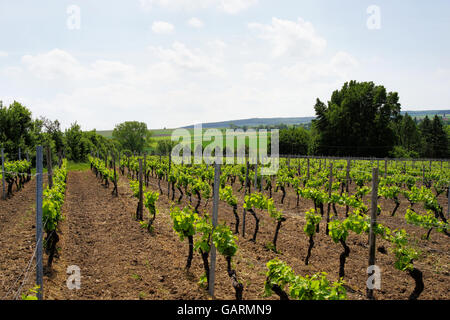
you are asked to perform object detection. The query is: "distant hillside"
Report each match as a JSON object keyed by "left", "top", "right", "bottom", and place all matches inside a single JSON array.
[
  {"left": 183, "top": 110, "right": 450, "bottom": 129},
  {"left": 95, "top": 110, "right": 449, "bottom": 137},
  {"left": 400, "top": 110, "right": 449, "bottom": 118},
  {"left": 183, "top": 117, "right": 315, "bottom": 129},
  {"left": 96, "top": 130, "right": 113, "bottom": 138}
]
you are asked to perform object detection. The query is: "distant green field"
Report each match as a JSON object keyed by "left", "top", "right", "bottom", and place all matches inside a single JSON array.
[
  {"left": 96, "top": 130, "right": 113, "bottom": 138},
  {"left": 98, "top": 128, "right": 271, "bottom": 153}
]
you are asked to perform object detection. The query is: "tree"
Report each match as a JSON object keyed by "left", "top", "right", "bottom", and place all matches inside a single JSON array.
[
  {"left": 393, "top": 113, "right": 421, "bottom": 157},
  {"left": 419, "top": 116, "right": 433, "bottom": 157},
  {"left": 0, "top": 101, "right": 34, "bottom": 159},
  {"left": 312, "top": 81, "right": 401, "bottom": 157},
  {"left": 112, "top": 121, "right": 151, "bottom": 153},
  {"left": 430, "top": 115, "right": 448, "bottom": 158},
  {"left": 279, "top": 126, "right": 310, "bottom": 155},
  {"left": 156, "top": 139, "right": 177, "bottom": 155},
  {"left": 65, "top": 122, "right": 84, "bottom": 162},
  {"left": 41, "top": 117, "right": 65, "bottom": 153}
]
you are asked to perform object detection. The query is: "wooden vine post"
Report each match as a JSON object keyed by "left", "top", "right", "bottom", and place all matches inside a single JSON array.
[
  {"left": 137, "top": 158, "right": 144, "bottom": 221},
  {"left": 112, "top": 152, "right": 118, "bottom": 197},
  {"left": 307, "top": 157, "right": 310, "bottom": 181},
  {"left": 35, "top": 146, "right": 44, "bottom": 300},
  {"left": 144, "top": 152, "right": 148, "bottom": 187},
  {"left": 448, "top": 182, "right": 450, "bottom": 219},
  {"left": 346, "top": 159, "right": 350, "bottom": 192},
  {"left": 422, "top": 165, "right": 425, "bottom": 186},
  {"left": 167, "top": 152, "right": 171, "bottom": 198},
  {"left": 254, "top": 161, "right": 258, "bottom": 189},
  {"left": 1, "top": 148, "right": 5, "bottom": 200},
  {"left": 367, "top": 167, "right": 379, "bottom": 300},
  {"left": 118, "top": 152, "right": 121, "bottom": 175},
  {"left": 242, "top": 160, "right": 250, "bottom": 237},
  {"left": 208, "top": 162, "right": 221, "bottom": 297},
  {"left": 326, "top": 163, "right": 333, "bottom": 234},
  {"left": 46, "top": 145, "right": 53, "bottom": 189}
]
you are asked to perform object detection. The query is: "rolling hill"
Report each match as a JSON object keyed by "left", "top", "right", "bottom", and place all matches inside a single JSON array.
[{"left": 96, "top": 109, "right": 449, "bottom": 138}]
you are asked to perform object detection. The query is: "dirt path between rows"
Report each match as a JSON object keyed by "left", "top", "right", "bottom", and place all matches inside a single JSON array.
[
  {"left": 0, "top": 179, "right": 37, "bottom": 300},
  {"left": 44, "top": 170, "right": 215, "bottom": 299}
]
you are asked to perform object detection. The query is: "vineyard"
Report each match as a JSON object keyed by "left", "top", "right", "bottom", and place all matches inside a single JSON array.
[{"left": 0, "top": 154, "right": 449, "bottom": 300}]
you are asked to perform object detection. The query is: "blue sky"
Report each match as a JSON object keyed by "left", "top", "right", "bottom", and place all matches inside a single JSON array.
[{"left": 0, "top": 0, "right": 449, "bottom": 130}]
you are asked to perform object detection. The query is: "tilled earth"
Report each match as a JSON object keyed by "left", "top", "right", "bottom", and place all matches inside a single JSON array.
[
  {"left": 1, "top": 168, "right": 449, "bottom": 300},
  {"left": 0, "top": 179, "right": 37, "bottom": 300}
]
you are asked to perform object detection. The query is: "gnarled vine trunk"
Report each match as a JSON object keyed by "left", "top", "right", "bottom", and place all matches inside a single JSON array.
[
  {"left": 226, "top": 256, "right": 243, "bottom": 300},
  {"left": 408, "top": 267, "right": 424, "bottom": 300},
  {"left": 248, "top": 209, "right": 260, "bottom": 242},
  {"left": 186, "top": 235, "right": 194, "bottom": 270},
  {"left": 339, "top": 239, "right": 350, "bottom": 279},
  {"left": 232, "top": 204, "right": 239, "bottom": 234},
  {"left": 272, "top": 217, "right": 286, "bottom": 252},
  {"left": 305, "top": 234, "right": 314, "bottom": 265}
]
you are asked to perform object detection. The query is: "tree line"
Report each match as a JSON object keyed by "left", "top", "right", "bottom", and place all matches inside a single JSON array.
[
  {"left": 0, "top": 101, "right": 116, "bottom": 163},
  {"left": 278, "top": 81, "right": 449, "bottom": 158}
]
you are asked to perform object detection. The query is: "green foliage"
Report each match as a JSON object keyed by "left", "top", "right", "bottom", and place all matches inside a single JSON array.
[
  {"left": 219, "top": 186, "right": 237, "bottom": 207},
  {"left": 42, "top": 160, "right": 67, "bottom": 233},
  {"left": 65, "top": 122, "right": 90, "bottom": 162},
  {"left": 21, "top": 285, "right": 40, "bottom": 300},
  {"left": 264, "top": 258, "right": 295, "bottom": 297},
  {"left": 194, "top": 216, "right": 213, "bottom": 254},
  {"left": 143, "top": 190, "right": 159, "bottom": 217},
  {"left": 89, "top": 156, "right": 116, "bottom": 184},
  {"left": 405, "top": 208, "right": 448, "bottom": 234},
  {"left": 298, "top": 187, "right": 328, "bottom": 206},
  {"left": 112, "top": 121, "right": 152, "bottom": 153},
  {"left": 212, "top": 224, "right": 238, "bottom": 258},
  {"left": 279, "top": 126, "right": 310, "bottom": 155},
  {"left": 420, "top": 116, "right": 448, "bottom": 158},
  {"left": 1, "top": 160, "right": 31, "bottom": 183},
  {"left": 169, "top": 206, "right": 198, "bottom": 241},
  {"left": 191, "top": 178, "right": 211, "bottom": 199},
  {"left": 313, "top": 81, "right": 401, "bottom": 157},
  {"left": 156, "top": 139, "right": 177, "bottom": 156},
  {"left": 0, "top": 101, "right": 34, "bottom": 157},
  {"left": 381, "top": 229, "right": 418, "bottom": 272},
  {"left": 264, "top": 259, "right": 346, "bottom": 300},
  {"left": 244, "top": 192, "right": 284, "bottom": 221},
  {"left": 304, "top": 209, "right": 321, "bottom": 237},
  {"left": 328, "top": 220, "right": 348, "bottom": 243},
  {"left": 289, "top": 273, "right": 347, "bottom": 300}
]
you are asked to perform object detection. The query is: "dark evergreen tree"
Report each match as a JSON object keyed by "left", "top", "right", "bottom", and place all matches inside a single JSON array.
[{"left": 312, "top": 81, "right": 401, "bottom": 157}]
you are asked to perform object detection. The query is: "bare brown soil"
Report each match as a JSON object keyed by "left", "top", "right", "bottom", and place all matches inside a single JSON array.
[
  {"left": 0, "top": 179, "right": 37, "bottom": 300},
  {"left": 1, "top": 169, "right": 449, "bottom": 300}
]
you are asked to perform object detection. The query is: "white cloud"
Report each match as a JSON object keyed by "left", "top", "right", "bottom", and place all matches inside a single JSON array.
[
  {"left": 248, "top": 17, "right": 327, "bottom": 58},
  {"left": 21, "top": 49, "right": 86, "bottom": 81},
  {"left": 281, "top": 51, "right": 359, "bottom": 83},
  {"left": 151, "top": 21, "right": 175, "bottom": 34},
  {"left": 219, "top": 0, "right": 258, "bottom": 14},
  {"left": 0, "top": 51, "right": 8, "bottom": 58},
  {"left": 330, "top": 51, "right": 359, "bottom": 70},
  {"left": 3, "top": 30, "right": 358, "bottom": 131},
  {"left": 188, "top": 17, "right": 204, "bottom": 28},
  {"left": 243, "top": 62, "right": 270, "bottom": 81},
  {"left": 140, "top": 0, "right": 257, "bottom": 14},
  {"left": 148, "top": 41, "right": 226, "bottom": 76},
  {"left": 436, "top": 68, "right": 450, "bottom": 78}
]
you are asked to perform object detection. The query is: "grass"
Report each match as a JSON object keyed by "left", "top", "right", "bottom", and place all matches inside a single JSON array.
[
  {"left": 131, "top": 273, "right": 142, "bottom": 281},
  {"left": 30, "top": 161, "right": 90, "bottom": 175},
  {"left": 66, "top": 161, "right": 90, "bottom": 172}
]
